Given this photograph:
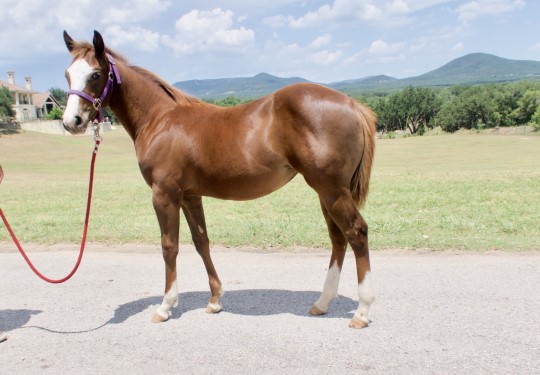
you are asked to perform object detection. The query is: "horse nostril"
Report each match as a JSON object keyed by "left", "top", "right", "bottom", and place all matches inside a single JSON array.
[{"left": 74, "top": 115, "right": 82, "bottom": 126}]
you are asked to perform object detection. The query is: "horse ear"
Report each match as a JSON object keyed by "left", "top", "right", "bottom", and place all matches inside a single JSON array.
[
  {"left": 63, "top": 30, "right": 75, "bottom": 52},
  {"left": 93, "top": 30, "right": 106, "bottom": 60}
]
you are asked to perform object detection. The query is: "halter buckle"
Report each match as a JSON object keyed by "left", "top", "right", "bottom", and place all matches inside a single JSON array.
[{"left": 93, "top": 98, "right": 102, "bottom": 111}]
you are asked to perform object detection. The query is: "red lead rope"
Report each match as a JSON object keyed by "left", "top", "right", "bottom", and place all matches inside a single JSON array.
[{"left": 0, "top": 136, "right": 101, "bottom": 283}]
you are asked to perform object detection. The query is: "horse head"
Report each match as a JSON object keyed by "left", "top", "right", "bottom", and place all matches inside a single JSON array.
[{"left": 62, "top": 30, "right": 118, "bottom": 134}]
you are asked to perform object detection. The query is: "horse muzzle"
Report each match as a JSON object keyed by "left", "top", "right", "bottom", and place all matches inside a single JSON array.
[{"left": 62, "top": 114, "right": 89, "bottom": 135}]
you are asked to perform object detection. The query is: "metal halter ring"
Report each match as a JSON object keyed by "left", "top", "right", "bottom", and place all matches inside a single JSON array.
[{"left": 93, "top": 98, "right": 102, "bottom": 111}]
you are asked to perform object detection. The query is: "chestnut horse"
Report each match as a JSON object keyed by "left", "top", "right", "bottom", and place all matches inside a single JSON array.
[{"left": 62, "top": 31, "right": 377, "bottom": 329}]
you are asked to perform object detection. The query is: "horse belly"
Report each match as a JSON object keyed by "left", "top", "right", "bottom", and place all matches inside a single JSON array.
[{"left": 194, "top": 164, "right": 296, "bottom": 201}]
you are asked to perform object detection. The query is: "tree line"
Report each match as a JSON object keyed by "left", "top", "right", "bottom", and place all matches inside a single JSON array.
[
  {"left": 361, "top": 81, "right": 540, "bottom": 134},
  {"left": 2, "top": 81, "right": 540, "bottom": 134}
]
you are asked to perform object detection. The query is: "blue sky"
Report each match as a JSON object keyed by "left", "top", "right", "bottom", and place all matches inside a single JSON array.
[{"left": 1, "top": 0, "right": 539, "bottom": 92}]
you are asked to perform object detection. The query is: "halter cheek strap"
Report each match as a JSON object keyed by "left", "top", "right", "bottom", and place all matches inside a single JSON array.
[{"left": 67, "top": 54, "right": 122, "bottom": 123}]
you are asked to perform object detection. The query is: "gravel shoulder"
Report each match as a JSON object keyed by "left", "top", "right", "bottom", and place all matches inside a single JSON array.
[{"left": 1, "top": 242, "right": 539, "bottom": 374}]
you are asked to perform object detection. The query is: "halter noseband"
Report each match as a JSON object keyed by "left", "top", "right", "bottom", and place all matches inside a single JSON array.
[{"left": 67, "top": 54, "right": 122, "bottom": 123}]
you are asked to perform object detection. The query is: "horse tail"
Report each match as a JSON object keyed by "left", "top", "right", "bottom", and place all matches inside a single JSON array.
[{"left": 350, "top": 101, "right": 377, "bottom": 208}]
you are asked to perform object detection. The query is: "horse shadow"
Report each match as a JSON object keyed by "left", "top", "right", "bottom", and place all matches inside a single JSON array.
[
  {"left": 18, "top": 290, "right": 357, "bottom": 334},
  {"left": 107, "top": 289, "right": 357, "bottom": 325},
  {"left": 0, "top": 309, "right": 43, "bottom": 331}
]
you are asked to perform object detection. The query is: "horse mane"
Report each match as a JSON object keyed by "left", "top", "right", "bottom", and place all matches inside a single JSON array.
[
  {"left": 71, "top": 41, "right": 201, "bottom": 107},
  {"left": 129, "top": 66, "right": 201, "bottom": 107}
]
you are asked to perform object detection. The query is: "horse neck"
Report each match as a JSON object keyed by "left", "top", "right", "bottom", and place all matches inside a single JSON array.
[{"left": 108, "top": 64, "right": 175, "bottom": 141}]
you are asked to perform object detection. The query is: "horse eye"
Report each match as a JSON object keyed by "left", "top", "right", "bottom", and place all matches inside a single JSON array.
[{"left": 91, "top": 72, "right": 100, "bottom": 81}]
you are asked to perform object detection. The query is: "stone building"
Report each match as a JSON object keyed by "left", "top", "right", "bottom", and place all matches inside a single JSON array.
[{"left": 0, "top": 71, "right": 61, "bottom": 122}]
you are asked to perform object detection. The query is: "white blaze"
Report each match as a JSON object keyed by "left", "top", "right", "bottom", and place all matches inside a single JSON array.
[{"left": 63, "top": 59, "right": 94, "bottom": 126}]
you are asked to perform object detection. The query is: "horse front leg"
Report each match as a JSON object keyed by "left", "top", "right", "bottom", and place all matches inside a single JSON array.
[
  {"left": 181, "top": 195, "right": 224, "bottom": 313},
  {"left": 151, "top": 186, "right": 181, "bottom": 323}
]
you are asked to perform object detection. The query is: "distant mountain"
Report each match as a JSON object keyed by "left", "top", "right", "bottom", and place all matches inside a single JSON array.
[
  {"left": 173, "top": 53, "right": 540, "bottom": 99},
  {"left": 329, "top": 75, "right": 398, "bottom": 91},
  {"left": 174, "top": 73, "right": 308, "bottom": 99},
  {"left": 401, "top": 53, "right": 540, "bottom": 86}
]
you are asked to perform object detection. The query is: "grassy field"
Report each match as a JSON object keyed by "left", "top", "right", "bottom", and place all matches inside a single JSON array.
[{"left": 1, "top": 128, "right": 539, "bottom": 251}]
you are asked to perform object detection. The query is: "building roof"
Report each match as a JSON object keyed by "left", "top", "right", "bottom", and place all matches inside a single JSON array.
[
  {"left": 32, "top": 92, "right": 52, "bottom": 107},
  {"left": 0, "top": 79, "right": 32, "bottom": 93}
]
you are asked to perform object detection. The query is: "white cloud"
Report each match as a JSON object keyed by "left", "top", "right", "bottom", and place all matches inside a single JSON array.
[
  {"left": 284, "top": 0, "right": 451, "bottom": 28},
  {"left": 0, "top": 2, "right": 253, "bottom": 59},
  {"left": 163, "top": 8, "right": 255, "bottom": 55},
  {"left": 387, "top": 0, "right": 410, "bottom": 13},
  {"left": 364, "top": 39, "right": 407, "bottom": 64},
  {"left": 262, "top": 15, "right": 291, "bottom": 27},
  {"left": 289, "top": 0, "right": 382, "bottom": 28},
  {"left": 105, "top": 25, "right": 161, "bottom": 52},
  {"left": 175, "top": 8, "right": 234, "bottom": 37},
  {"left": 368, "top": 39, "right": 406, "bottom": 55},
  {"left": 263, "top": 40, "right": 301, "bottom": 55},
  {"left": 309, "top": 34, "right": 332, "bottom": 49},
  {"left": 311, "top": 49, "right": 343, "bottom": 65},
  {"left": 455, "top": 0, "right": 525, "bottom": 23},
  {"left": 450, "top": 42, "right": 465, "bottom": 53},
  {"left": 0, "top": 0, "right": 171, "bottom": 58},
  {"left": 208, "top": 27, "right": 254, "bottom": 47},
  {"left": 0, "top": 0, "right": 97, "bottom": 58},
  {"left": 397, "top": 0, "right": 451, "bottom": 12},
  {"left": 260, "top": 39, "right": 345, "bottom": 79},
  {"left": 101, "top": 0, "right": 171, "bottom": 25}
]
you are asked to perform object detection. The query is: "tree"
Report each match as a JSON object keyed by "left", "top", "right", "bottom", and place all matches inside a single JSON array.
[
  {"left": 436, "top": 93, "right": 468, "bottom": 132},
  {"left": 216, "top": 96, "right": 247, "bottom": 107},
  {"left": 512, "top": 89, "right": 540, "bottom": 125},
  {"left": 373, "top": 86, "right": 440, "bottom": 134},
  {"left": 358, "top": 80, "right": 540, "bottom": 134},
  {"left": 437, "top": 85, "right": 500, "bottom": 131},
  {"left": 49, "top": 87, "right": 67, "bottom": 106},
  {"left": 531, "top": 107, "right": 540, "bottom": 131},
  {"left": 0, "top": 87, "right": 15, "bottom": 120},
  {"left": 369, "top": 95, "right": 392, "bottom": 133}
]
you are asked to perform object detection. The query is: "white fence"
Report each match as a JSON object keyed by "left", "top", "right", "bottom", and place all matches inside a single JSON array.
[{"left": 20, "top": 120, "right": 112, "bottom": 135}]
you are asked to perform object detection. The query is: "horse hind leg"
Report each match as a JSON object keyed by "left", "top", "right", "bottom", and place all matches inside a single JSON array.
[
  {"left": 181, "top": 196, "right": 224, "bottom": 314},
  {"left": 309, "top": 199, "right": 348, "bottom": 316},
  {"left": 319, "top": 188, "right": 375, "bottom": 329}
]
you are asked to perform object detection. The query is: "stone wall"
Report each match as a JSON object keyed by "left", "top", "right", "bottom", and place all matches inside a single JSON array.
[{"left": 20, "top": 120, "right": 112, "bottom": 135}]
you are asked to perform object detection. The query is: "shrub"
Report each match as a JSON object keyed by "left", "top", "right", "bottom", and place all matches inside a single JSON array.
[{"left": 46, "top": 107, "right": 63, "bottom": 120}]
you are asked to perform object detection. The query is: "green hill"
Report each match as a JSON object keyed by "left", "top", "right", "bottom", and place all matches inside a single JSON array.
[
  {"left": 402, "top": 53, "right": 540, "bottom": 86},
  {"left": 329, "top": 75, "right": 398, "bottom": 92},
  {"left": 174, "top": 73, "right": 308, "bottom": 99},
  {"left": 173, "top": 53, "right": 540, "bottom": 99}
]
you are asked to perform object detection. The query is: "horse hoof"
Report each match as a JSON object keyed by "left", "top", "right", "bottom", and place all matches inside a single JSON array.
[
  {"left": 309, "top": 304, "right": 327, "bottom": 316},
  {"left": 206, "top": 302, "right": 222, "bottom": 314},
  {"left": 348, "top": 316, "right": 368, "bottom": 329},
  {"left": 151, "top": 312, "right": 170, "bottom": 323}
]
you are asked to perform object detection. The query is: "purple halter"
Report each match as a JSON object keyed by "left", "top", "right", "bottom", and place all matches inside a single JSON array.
[{"left": 67, "top": 54, "right": 122, "bottom": 123}]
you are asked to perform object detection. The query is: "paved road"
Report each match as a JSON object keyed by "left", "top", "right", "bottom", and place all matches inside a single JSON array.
[{"left": 1, "top": 243, "right": 539, "bottom": 374}]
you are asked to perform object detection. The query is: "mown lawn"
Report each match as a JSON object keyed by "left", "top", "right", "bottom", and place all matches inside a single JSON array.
[{"left": 1, "top": 128, "right": 539, "bottom": 250}]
